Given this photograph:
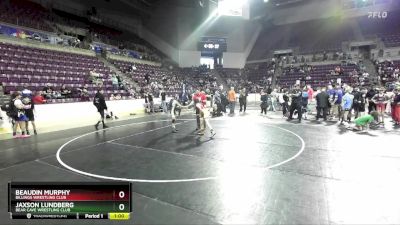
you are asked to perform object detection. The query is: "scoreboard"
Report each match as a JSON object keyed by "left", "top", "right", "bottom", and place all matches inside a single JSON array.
[
  {"left": 198, "top": 37, "right": 227, "bottom": 53},
  {"left": 8, "top": 182, "right": 132, "bottom": 220}
]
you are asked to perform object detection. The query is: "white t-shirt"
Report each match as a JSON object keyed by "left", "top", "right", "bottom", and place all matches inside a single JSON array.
[
  {"left": 14, "top": 99, "right": 24, "bottom": 110},
  {"left": 171, "top": 100, "right": 182, "bottom": 119}
]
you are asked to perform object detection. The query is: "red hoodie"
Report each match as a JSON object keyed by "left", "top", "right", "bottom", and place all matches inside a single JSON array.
[{"left": 32, "top": 95, "right": 46, "bottom": 104}]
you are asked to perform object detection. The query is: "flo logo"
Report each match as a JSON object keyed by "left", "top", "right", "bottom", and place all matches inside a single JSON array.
[{"left": 368, "top": 11, "right": 388, "bottom": 19}]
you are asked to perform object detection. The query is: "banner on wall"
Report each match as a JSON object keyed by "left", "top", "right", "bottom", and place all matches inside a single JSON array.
[
  {"left": 0, "top": 23, "right": 79, "bottom": 46},
  {"left": 0, "top": 24, "right": 50, "bottom": 42}
]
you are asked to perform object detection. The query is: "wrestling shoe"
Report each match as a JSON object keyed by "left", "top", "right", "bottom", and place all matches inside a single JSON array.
[{"left": 197, "top": 129, "right": 205, "bottom": 135}]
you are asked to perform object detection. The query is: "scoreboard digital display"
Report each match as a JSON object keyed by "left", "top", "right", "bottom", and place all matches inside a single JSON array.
[
  {"left": 198, "top": 37, "right": 227, "bottom": 53},
  {"left": 8, "top": 182, "right": 132, "bottom": 220}
]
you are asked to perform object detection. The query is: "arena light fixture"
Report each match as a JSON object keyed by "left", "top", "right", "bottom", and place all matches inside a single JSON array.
[{"left": 218, "top": 0, "right": 247, "bottom": 16}]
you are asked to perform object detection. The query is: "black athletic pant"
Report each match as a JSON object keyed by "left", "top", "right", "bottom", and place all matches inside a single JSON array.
[
  {"left": 96, "top": 110, "right": 106, "bottom": 126},
  {"left": 289, "top": 104, "right": 302, "bottom": 121},
  {"left": 222, "top": 103, "right": 227, "bottom": 113},
  {"left": 368, "top": 101, "right": 376, "bottom": 114},
  {"left": 261, "top": 107, "right": 267, "bottom": 114},
  {"left": 282, "top": 102, "right": 289, "bottom": 116},
  {"left": 316, "top": 107, "right": 328, "bottom": 121},
  {"left": 195, "top": 108, "right": 201, "bottom": 129},
  {"left": 239, "top": 100, "right": 247, "bottom": 112},
  {"left": 99, "top": 110, "right": 105, "bottom": 120},
  {"left": 216, "top": 103, "right": 222, "bottom": 116}
]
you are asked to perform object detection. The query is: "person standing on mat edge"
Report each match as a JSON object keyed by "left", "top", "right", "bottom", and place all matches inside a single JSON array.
[
  {"left": 288, "top": 85, "right": 302, "bottom": 122},
  {"left": 391, "top": 88, "right": 400, "bottom": 125},
  {"left": 366, "top": 87, "right": 377, "bottom": 114},
  {"left": 94, "top": 89, "right": 109, "bottom": 130},
  {"left": 228, "top": 87, "right": 236, "bottom": 116},
  {"left": 260, "top": 90, "right": 268, "bottom": 116},
  {"left": 239, "top": 88, "right": 248, "bottom": 113},
  {"left": 372, "top": 87, "right": 389, "bottom": 126},
  {"left": 160, "top": 89, "right": 167, "bottom": 114},
  {"left": 213, "top": 89, "right": 223, "bottom": 117},
  {"left": 340, "top": 87, "right": 354, "bottom": 126},
  {"left": 316, "top": 87, "right": 330, "bottom": 121}
]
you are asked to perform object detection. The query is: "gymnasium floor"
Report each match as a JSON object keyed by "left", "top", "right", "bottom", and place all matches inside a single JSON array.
[{"left": 1, "top": 109, "right": 400, "bottom": 225}]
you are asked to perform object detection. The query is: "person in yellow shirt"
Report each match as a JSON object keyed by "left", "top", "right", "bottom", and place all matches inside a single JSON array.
[{"left": 228, "top": 87, "right": 236, "bottom": 115}]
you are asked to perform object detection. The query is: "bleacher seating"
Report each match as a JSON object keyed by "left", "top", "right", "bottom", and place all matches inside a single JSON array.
[
  {"left": 380, "top": 34, "right": 400, "bottom": 48},
  {"left": 278, "top": 64, "right": 360, "bottom": 88},
  {"left": 244, "top": 62, "right": 274, "bottom": 85},
  {"left": 377, "top": 60, "right": 400, "bottom": 85},
  {"left": 110, "top": 59, "right": 184, "bottom": 97},
  {"left": 0, "top": 42, "right": 131, "bottom": 102}
]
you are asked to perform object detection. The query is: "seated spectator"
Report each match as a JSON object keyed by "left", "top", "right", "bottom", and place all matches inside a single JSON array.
[
  {"left": 60, "top": 85, "right": 72, "bottom": 98},
  {"left": 77, "top": 84, "right": 90, "bottom": 102},
  {"left": 53, "top": 90, "right": 62, "bottom": 99},
  {"left": 89, "top": 70, "right": 103, "bottom": 86},
  {"left": 32, "top": 91, "right": 46, "bottom": 104},
  {"left": 42, "top": 84, "right": 53, "bottom": 99},
  {"left": 335, "top": 66, "right": 341, "bottom": 74}
]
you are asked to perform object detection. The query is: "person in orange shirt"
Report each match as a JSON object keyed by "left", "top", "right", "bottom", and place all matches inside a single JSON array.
[{"left": 228, "top": 87, "right": 236, "bottom": 115}]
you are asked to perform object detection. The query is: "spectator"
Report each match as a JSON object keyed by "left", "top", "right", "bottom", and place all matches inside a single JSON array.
[
  {"left": 260, "top": 90, "right": 268, "bottom": 115},
  {"left": 78, "top": 84, "right": 90, "bottom": 102},
  {"left": 60, "top": 85, "right": 72, "bottom": 98},
  {"left": 316, "top": 87, "right": 329, "bottom": 121},
  {"left": 160, "top": 89, "right": 167, "bottom": 113},
  {"left": 145, "top": 73, "right": 150, "bottom": 84},
  {"left": 148, "top": 92, "right": 154, "bottom": 113},
  {"left": 42, "top": 84, "right": 53, "bottom": 99},
  {"left": 32, "top": 91, "right": 46, "bottom": 104},
  {"left": 341, "top": 87, "right": 354, "bottom": 125},
  {"left": 111, "top": 75, "right": 119, "bottom": 90},
  {"left": 239, "top": 88, "right": 248, "bottom": 113},
  {"left": 227, "top": 87, "right": 236, "bottom": 115}
]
